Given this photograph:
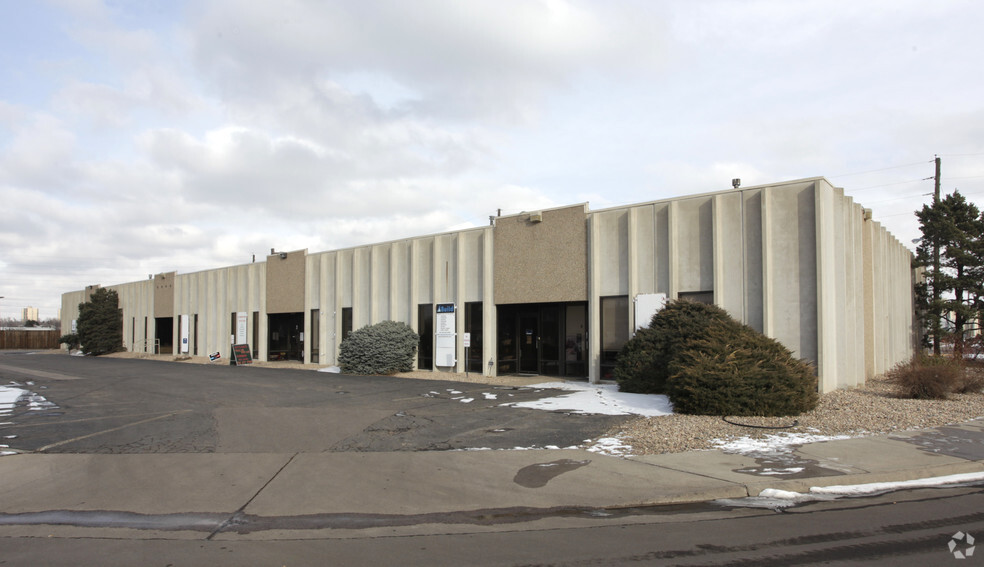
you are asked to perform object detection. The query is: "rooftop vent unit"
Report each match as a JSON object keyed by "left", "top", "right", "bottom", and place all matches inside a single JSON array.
[{"left": 529, "top": 211, "right": 543, "bottom": 223}]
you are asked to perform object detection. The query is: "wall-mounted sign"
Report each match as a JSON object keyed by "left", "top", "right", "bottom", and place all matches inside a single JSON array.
[
  {"left": 236, "top": 312, "right": 248, "bottom": 344},
  {"left": 435, "top": 303, "right": 456, "bottom": 367},
  {"left": 180, "top": 314, "right": 190, "bottom": 354}
]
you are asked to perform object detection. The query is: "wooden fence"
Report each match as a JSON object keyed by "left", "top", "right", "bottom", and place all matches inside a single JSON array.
[{"left": 0, "top": 330, "right": 62, "bottom": 350}]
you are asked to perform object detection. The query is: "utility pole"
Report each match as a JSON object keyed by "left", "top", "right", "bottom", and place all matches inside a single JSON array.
[{"left": 932, "top": 155, "right": 942, "bottom": 355}]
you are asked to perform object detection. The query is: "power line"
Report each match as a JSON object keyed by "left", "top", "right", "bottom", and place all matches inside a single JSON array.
[
  {"left": 849, "top": 178, "right": 929, "bottom": 192},
  {"left": 829, "top": 161, "right": 930, "bottom": 179}
]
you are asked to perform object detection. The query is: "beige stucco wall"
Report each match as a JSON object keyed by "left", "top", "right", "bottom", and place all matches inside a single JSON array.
[{"left": 494, "top": 204, "right": 588, "bottom": 305}]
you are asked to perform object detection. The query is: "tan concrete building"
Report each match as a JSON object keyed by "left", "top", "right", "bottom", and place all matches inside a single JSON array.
[{"left": 61, "top": 177, "right": 918, "bottom": 392}]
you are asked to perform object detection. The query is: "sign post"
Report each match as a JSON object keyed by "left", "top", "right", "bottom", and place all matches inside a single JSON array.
[{"left": 463, "top": 332, "right": 471, "bottom": 376}]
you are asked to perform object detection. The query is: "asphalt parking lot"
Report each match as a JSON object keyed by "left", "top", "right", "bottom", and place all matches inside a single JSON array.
[{"left": 0, "top": 352, "right": 630, "bottom": 455}]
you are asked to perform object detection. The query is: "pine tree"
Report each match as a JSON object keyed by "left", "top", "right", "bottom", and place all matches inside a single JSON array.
[
  {"left": 76, "top": 288, "right": 123, "bottom": 356},
  {"left": 915, "top": 190, "right": 984, "bottom": 357}
]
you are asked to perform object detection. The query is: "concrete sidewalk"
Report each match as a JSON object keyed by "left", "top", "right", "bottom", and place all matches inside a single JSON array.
[{"left": 2, "top": 420, "right": 984, "bottom": 540}]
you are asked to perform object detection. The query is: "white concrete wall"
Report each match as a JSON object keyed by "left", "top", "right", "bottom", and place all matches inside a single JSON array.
[
  {"left": 61, "top": 177, "right": 914, "bottom": 391},
  {"left": 589, "top": 177, "right": 915, "bottom": 392}
]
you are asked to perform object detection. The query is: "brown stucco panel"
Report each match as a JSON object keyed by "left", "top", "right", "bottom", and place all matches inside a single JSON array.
[
  {"left": 266, "top": 250, "right": 306, "bottom": 314},
  {"left": 494, "top": 204, "right": 588, "bottom": 304},
  {"left": 154, "top": 272, "right": 175, "bottom": 318}
]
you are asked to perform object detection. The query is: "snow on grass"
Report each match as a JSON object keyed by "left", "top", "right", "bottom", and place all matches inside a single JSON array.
[{"left": 502, "top": 382, "right": 673, "bottom": 417}]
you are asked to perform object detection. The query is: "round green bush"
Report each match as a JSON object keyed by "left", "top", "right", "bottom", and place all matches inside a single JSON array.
[
  {"left": 338, "top": 320, "right": 420, "bottom": 375},
  {"left": 615, "top": 300, "right": 738, "bottom": 394},
  {"left": 665, "top": 323, "right": 819, "bottom": 416}
]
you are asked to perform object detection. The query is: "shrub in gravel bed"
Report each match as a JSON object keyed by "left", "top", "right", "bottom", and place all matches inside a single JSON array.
[
  {"left": 615, "top": 300, "right": 736, "bottom": 394},
  {"left": 666, "top": 322, "right": 819, "bottom": 416},
  {"left": 887, "top": 355, "right": 982, "bottom": 398},
  {"left": 339, "top": 320, "right": 419, "bottom": 375}
]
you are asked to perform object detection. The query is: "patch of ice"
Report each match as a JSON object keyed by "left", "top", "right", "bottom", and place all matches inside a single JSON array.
[
  {"left": 502, "top": 382, "right": 673, "bottom": 417},
  {"left": 758, "top": 467, "right": 805, "bottom": 476},
  {"left": 459, "top": 398, "right": 474, "bottom": 403},
  {"left": 317, "top": 366, "right": 341, "bottom": 373},
  {"left": 483, "top": 393, "right": 498, "bottom": 400},
  {"left": 447, "top": 389, "right": 462, "bottom": 395}
]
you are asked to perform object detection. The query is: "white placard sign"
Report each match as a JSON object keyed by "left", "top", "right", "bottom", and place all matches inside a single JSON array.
[
  {"left": 435, "top": 303, "right": 456, "bottom": 367},
  {"left": 180, "top": 314, "right": 190, "bottom": 354},
  {"left": 634, "top": 293, "right": 668, "bottom": 331},
  {"left": 463, "top": 332, "right": 471, "bottom": 348},
  {"left": 236, "top": 312, "right": 248, "bottom": 344}
]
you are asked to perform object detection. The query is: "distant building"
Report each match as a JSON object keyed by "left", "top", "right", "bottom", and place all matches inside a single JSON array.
[
  {"left": 61, "top": 177, "right": 917, "bottom": 392},
  {"left": 22, "top": 306, "right": 39, "bottom": 322}
]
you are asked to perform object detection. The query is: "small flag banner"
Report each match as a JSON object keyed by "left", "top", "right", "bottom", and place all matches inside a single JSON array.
[{"left": 209, "top": 351, "right": 221, "bottom": 362}]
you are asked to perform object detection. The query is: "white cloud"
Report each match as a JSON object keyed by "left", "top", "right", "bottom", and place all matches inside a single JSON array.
[{"left": 0, "top": 0, "right": 983, "bottom": 318}]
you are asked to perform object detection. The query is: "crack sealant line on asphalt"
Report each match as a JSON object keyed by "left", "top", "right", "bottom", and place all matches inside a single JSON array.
[
  {"left": 206, "top": 452, "right": 299, "bottom": 540},
  {"left": 34, "top": 410, "right": 193, "bottom": 452},
  {"left": 0, "top": 363, "right": 82, "bottom": 381}
]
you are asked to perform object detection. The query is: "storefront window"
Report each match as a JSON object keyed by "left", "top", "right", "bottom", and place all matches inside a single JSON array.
[{"left": 600, "top": 295, "right": 629, "bottom": 379}]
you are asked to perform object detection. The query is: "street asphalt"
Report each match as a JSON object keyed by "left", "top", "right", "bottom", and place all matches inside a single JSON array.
[{"left": 1, "top": 350, "right": 984, "bottom": 541}]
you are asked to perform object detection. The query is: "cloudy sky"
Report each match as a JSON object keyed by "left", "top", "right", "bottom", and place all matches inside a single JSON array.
[{"left": 2, "top": 0, "right": 983, "bottom": 320}]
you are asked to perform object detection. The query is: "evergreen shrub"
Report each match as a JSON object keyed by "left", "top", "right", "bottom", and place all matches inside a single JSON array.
[
  {"left": 665, "top": 324, "right": 819, "bottom": 416},
  {"left": 614, "top": 300, "right": 737, "bottom": 394},
  {"left": 76, "top": 288, "right": 123, "bottom": 356},
  {"left": 338, "top": 320, "right": 420, "bottom": 375}
]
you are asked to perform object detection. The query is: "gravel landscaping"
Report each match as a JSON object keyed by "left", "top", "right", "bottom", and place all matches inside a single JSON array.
[{"left": 614, "top": 373, "right": 984, "bottom": 455}]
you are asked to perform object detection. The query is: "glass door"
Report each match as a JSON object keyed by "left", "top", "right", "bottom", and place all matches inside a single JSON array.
[{"left": 519, "top": 312, "right": 539, "bottom": 374}]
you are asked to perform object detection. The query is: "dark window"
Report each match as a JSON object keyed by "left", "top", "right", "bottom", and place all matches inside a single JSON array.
[
  {"left": 310, "top": 309, "right": 320, "bottom": 363},
  {"left": 465, "top": 302, "right": 483, "bottom": 373},
  {"left": 417, "top": 304, "right": 433, "bottom": 370},
  {"left": 341, "top": 307, "right": 353, "bottom": 340},
  {"left": 252, "top": 312, "right": 258, "bottom": 357},
  {"left": 679, "top": 291, "right": 714, "bottom": 305},
  {"left": 600, "top": 296, "right": 629, "bottom": 380},
  {"left": 194, "top": 314, "right": 199, "bottom": 355}
]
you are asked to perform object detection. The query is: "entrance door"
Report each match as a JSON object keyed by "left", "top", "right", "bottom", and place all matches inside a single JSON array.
[
  {"left": 518, "top": 312, "right": 539, "bottom": 374},
  {"left": 497, "top": 302, "right": 587, "bottom": 379}
]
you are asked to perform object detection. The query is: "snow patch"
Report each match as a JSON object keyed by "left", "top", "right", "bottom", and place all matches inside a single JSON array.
[
  {"left": 713, "top": 432, "right": 852, "bottom": 455},
  {"left": 0, "top": 385, "right": 27, "bottom": 416},
  {"left": 717, "top": 472, "right": 984, "bottom": 509},
  {"left": 502, "top": 382, "right": 673, "bottom": 417},
  {"left": 587, "top": 436, "right": 635, "bottom": 457}
]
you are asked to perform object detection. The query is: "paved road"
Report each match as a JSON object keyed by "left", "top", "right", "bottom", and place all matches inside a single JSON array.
[
  {"left": 0, "top": 352, "right": 628, "bottom": 454},
  {"left": 3, "top": 481, "right": 983, "bottom": 565},
  {"left": 4, "top": 351, "right": 984, "bottom": 566}
]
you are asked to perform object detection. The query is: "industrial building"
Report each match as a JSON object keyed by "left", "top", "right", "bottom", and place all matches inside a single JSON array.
[{"left": 61, "top": 177, "right": 918, "bottom": 392}]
